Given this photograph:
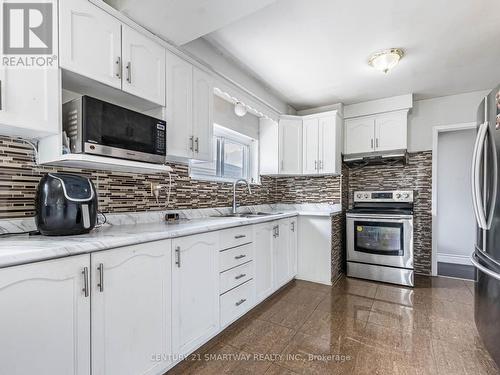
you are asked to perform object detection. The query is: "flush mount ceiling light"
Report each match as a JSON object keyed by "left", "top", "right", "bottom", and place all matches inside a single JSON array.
[
  {"left": 234, "top": 102, "right": 247, "bottom": 117},
  {"left": 368, "top": 48, "right": 404, "bottom": 74}
]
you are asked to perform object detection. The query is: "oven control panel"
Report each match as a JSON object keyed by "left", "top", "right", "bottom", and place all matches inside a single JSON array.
[{"left": 353, "top": 190, "right": 414, "bottom": 203}]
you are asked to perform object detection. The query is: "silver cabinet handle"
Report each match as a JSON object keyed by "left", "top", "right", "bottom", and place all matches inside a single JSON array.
[
  {"left": 375, "top": 138, "right": 379, "bottom": 148},
  {"left": 82, "top": 267, "right": 89, "bottom": 297},
  {"left": 471, "top": 252, "right": 500, "bottom": 281},
  {"left": 126, "top": 61, "right": 131, "bottom": 83},
  {"left": 371, "top": 139, "right": 374, "bottom": 149},
  {"left": 115, "top": 56, "right": 121, "bottom": 78},
  {"left": 175, "top": 246, "right": 181, "bottom": 267},
  {"left": 273, "top": 225, "right": 279, "bottom": 238},
  {"left": 189, "top": 136, "right": 194, "bottom": 151},
  {"left": 291, "top": 222, "right": 295, "bottom": 232},
  {"left": 97, "top": 263, "right": 104, "bottom": 292},
  {"left": 195, "top": 137, "right": 199, "bottom": 153},
  {"left": 234, "top": 234, "right": 246, "bottom": 239},
  {"left": 314, "top": 160, "right": 318, "bottom": 170},
  {"left": 235, "top": 298, "right": 247, "bottom": 306},
  {"left": 319, "top": 160, "right": 323, "bottom": 170},
  {"left": 235, "top": 274, "right": 246, "bottom": 280},
  {"left": 234, "top": 254, "right": 246, "bottom": 260}
]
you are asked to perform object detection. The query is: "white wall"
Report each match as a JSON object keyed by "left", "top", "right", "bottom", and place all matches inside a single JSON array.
[
  {"left": 436, "top": 128, "right": 476, "bottom": 264},
  {"left": 182, "top": 38, "right": 290, "bottom": 115},
  {"left": 408, "top": 90, "right": 489, "bottom": 152},
  {"left": 214, "top": 96, "right": 259, "bottom": 139}
]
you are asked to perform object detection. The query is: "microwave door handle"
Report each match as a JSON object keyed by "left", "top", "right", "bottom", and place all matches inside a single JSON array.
[
  {"left": 486, "top": 125, "right": 498, "bottom": 230},
  {"left": 472, "top": 122, "right": 489, "bottom": 229}
]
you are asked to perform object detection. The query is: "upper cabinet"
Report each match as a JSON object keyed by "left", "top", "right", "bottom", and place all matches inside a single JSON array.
[
  {"left": 302, "top": 114, "right": 342, "bottom": 175},
  {"left": 344, "top": 109, "right": 408, "bottom": 156},
  {"left": 166, "top": 50, "right": 213, "bottom": 162},
  {"left": 279, "top": 116, "right": 303, "bottom": 174},
  {"left": 121, "top": 26, "right": 166, "bottom": 106},
  {"left": 60, "top": 0, "right": 166, "bottom": 106},
  {"left": 60, "top": 0, "right": 122, "bottom": 89}
]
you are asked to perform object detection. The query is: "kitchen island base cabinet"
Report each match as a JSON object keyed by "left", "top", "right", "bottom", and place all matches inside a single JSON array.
[
  {"left": 172, "top": 232, "right": 220, "bottom": 358},
  {"left": 0, "top": 255, "right": 91, "bottom": 375},
  {"left": 91, "top": 242, "right": 172, "bottom": 375}
]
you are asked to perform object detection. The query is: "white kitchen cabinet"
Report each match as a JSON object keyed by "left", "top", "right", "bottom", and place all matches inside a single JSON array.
[
  {"left": 254, "top": 222, "right": 275, "bottom": 302},
  {"left": 122, "top": 26, "right": 166, "bottom": 106},
  {"left": 0, "top": 255, "right": 90, "bottom": 375},
  {"left": 344, "top": 110, "right": 408, "bottom": 155},
  {"left": 344, "top": 116, "right": 375, "bottom": 155},
  {"left": 0, "top": 68, "right": 60, "bottom": 138},
  {"left": 302, "top": 113, "right": 342, "bottom": 175},
  {"left": 60, "top": 0, "right": 122, "bottom": 89},
  {"left": 273, "top": 220, "right": 292, "bottom": 289},
  {"left": 259, "top": 118, "right": 279, "bottom": 175},
  {"left": 172, "top": 232, "right": 219, "bottom": 357},
  {"left": 302, "top": 118, "right": 320, "bottom": 174},
  {"left": 192, "top": 67, "right": 214, "bottom": 161},
  {"left": 166, "top": 51, "right": 214, "bottom": 162},
  {"left": 288, "top": 217, "right": 298, "bottom": 278},
  {"left": 91, "top": 241, "right": 172, "bottom": 375},
  {"left": 375, "top": 111, "right": 407, "bottom": 151},
  {"left": 279, "top": 117, "right": 303, "bottom": 174}
]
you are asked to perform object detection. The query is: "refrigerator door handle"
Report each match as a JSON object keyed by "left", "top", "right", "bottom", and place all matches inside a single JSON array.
[
  {"left": 486, "top": 125, "right": 498, "bottom": 230},
  {"left": 471, "top": 251, "right": 500, "bottom": 281},
  {"left": 472, "top": 122, "right": 489, "bottom": 229}
]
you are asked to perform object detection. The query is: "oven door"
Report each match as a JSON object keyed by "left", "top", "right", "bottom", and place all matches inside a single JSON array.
[{"left": 347, "top": 214, "right": 414, "bottom": 269}]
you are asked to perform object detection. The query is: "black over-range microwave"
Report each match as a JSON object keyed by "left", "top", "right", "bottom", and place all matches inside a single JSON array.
[{"left": 62, "top": 96, "right": 166, "bottom": 164}]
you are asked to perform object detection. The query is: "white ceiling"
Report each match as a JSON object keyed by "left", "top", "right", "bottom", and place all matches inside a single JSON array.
[
  {"left": 206, "top": 0, "right": 500, "bottom": 110},
  {"left": 104, "top": 0, "right": 278, "bottom": 45}
]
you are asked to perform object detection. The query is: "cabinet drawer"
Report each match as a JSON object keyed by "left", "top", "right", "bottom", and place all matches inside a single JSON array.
[
  {"left": 219, "top": 226, "right": 253, "bottom": 250},
  {"left": 220, "top": 280, "right": 255, "bottom": 327},
  {"left": 219, "top": 243, "right": 253, "bottom": 272},
  {"left": 220, "top": 261, "right": 253, "bottom": 294}
]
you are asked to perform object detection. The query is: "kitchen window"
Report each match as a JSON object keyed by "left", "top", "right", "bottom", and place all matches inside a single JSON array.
[{"left": 190, "top": 124, "right": 259, "bottom": 183}]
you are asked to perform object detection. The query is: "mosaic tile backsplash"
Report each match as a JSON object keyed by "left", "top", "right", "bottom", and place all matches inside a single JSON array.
[
  {"left": 0, "top": 137, "right": 342, "bottom": 218},
  {"left": 347, "top": 151, "right": 433, "bottom": 275}
]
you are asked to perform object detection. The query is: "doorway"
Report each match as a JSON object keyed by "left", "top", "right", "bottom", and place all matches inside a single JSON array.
[{"left": 432, "top": 123, "right": 477, "bottom": 278}]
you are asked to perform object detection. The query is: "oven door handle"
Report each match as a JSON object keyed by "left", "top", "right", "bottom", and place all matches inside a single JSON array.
[{"left": 347, "top": 215, "right": 412, "bottom": 221}]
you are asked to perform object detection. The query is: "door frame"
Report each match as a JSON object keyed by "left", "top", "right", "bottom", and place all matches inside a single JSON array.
[{"left": 431, "top": 122, "right": 477, "bottom": 276}]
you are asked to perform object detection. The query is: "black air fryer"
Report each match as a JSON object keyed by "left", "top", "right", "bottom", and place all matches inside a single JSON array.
[{"left": 35, "top": 173, "right": 98, "bottom": 236}]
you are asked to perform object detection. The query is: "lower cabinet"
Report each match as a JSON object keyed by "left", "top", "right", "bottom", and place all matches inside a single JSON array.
[
  {"left": 273, "top": 220, "right": 291, "bottom": 288},
  {"left": 171, "top": 232, "right": 219, "bottom": 358},
  {"left": 254, "top": 222, "right": 275, "bottom": 302},
  {"left": 0, "top": 255, "right": 91, "bottom": 375},
  {"left": 91, "top": 241, "right": 172, "bottom": 375},
  {"left": 289, "top": 217, "right": 298, "bottom": 277}
]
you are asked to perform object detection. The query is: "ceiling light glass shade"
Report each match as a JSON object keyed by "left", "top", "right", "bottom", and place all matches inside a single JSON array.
[
  {"left": 368, "top": 48, "right": 404, "bottom": 73},
  {"left": 234, "top": 102, "right": 247, "bottom": 117}
]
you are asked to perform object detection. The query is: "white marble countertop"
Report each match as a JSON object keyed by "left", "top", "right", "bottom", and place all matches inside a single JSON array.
[{"left": 0, "top": 204, "right": 342, "bottom": 269}]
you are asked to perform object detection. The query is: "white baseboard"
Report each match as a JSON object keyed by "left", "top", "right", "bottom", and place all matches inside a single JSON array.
[{"left": 437, "top": 253, "right": 472, "bottom": 265}]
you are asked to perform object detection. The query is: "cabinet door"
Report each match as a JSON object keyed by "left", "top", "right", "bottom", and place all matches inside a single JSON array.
[
  {"left": 192, "top": 67, "right": 214, "bottom": 162},
  {"left": 344, "top": 117, "right": 375, "bottom": 154},
  {"left": 302, "top": 118, "right": 319, "bottom": 174},
  {"left": 279, "top": 118, "right": 303, "bottom": 174},
  {"left": 122, "top": 26, "right": 166, "bottom": 106},
  {"left": 166, "top": 50, "right": 193, "bottom": 159},
  {"left": 274, "top": 220, "right": 291, "bottom": 289},
  {"left": 172, "top": 232, "right": 219, "bottom": 357},
  {"left": 254, "top": 222, "right": 275, "bottom": 302},
  {"left": 289, "top": 218, "right": 298, "bottom": 278},
  {"left": 91, "top": 242, "right": 171, "bottom": 375},
  {"left": 0, "top": 68, "right": 59, "bottom": 138},
  {"left": 60, "top": 0, "right": 122, "bottom": 89},
  {"left": 319, "top": 116, "right": 341, "bottom": 174},
  {"left": 0, "top": 255, "right": 90, "bottom": 375},
  {"left": 375, "top": 111, "right": 407, "bottom": 152}
]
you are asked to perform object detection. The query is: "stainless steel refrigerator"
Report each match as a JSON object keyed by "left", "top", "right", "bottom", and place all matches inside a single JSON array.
[{"left": 470, "top": 84, "right": 500, "bottom": 367}]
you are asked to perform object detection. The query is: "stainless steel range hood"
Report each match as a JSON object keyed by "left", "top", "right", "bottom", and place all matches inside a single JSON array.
[{"left": 343, "top": 149, "right": 408, "bottom": 166}]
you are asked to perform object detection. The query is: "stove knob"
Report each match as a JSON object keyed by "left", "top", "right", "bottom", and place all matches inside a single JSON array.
[
  {"left": 403, "top": 193, "right": 409, "bottom": 199},
  {"left": 364, "top": 193, "right": 369, "bottom": 199},
  {"left": 356, "top": 193, "right": 362, "bottom": 199},
  {"left": 395, "top": 193, "right": 401, "bottom": 199}
]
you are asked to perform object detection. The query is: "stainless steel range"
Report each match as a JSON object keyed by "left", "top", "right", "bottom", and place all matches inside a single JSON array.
[{"left": 346, "top": 190, "right": 414, "bottom": 287}]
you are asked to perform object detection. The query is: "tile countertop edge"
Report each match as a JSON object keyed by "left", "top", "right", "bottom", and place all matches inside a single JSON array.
[{"left": 0, "top": 210, "right": 340, "bottom": 269}]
